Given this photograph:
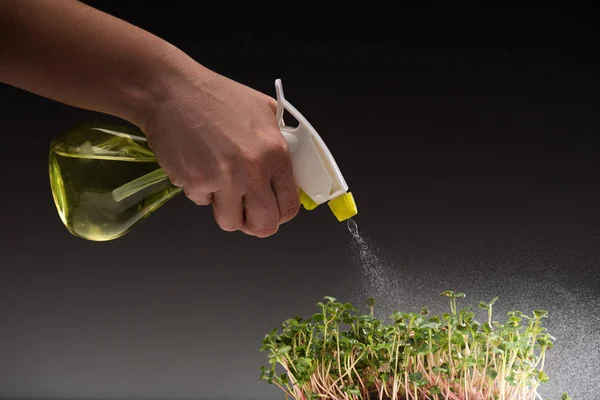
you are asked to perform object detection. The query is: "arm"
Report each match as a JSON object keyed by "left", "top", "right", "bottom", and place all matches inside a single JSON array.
[
  {"left": 0, "top": 0, "right": 180, "bottom": 127},
  {"left": 0, "top": 0, "right": 300, "bottom": 237}
]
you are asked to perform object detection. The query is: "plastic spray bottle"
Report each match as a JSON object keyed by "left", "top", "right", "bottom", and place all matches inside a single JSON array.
[{"left": 48, "top": 79, "right": 357, "bottom": 241}]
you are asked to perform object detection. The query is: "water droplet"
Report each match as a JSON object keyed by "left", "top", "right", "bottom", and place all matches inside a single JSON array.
[{"left": 347, "top": 218, "right": 359, "bottom": 237}]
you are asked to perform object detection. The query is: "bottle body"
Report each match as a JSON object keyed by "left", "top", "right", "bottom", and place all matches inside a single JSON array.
[{"left": 49, "top": 122, "right": 181, "bottom": 241}]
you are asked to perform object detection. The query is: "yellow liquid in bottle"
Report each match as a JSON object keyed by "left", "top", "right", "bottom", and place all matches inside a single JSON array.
[{"left": 49, "top": 122, "right": 181, "bottom": 241}]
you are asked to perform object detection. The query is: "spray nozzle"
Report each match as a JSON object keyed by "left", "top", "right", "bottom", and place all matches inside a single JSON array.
[{"left": 275, "top": 79, "right": 357, "bottom": 222}]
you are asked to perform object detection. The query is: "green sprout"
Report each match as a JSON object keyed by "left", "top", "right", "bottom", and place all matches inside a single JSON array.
[{"left": 259, "top": 291, "right": 571, "bottom": 400}]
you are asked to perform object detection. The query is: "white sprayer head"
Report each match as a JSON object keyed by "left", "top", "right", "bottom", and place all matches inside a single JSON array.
[{"left": 275, "top": 79, "right": 357, "bottom": 221}]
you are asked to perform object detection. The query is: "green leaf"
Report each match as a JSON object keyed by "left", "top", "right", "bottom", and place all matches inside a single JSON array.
[
  {"left": 538, "top": 370, "right": 550, "bottom": 383},
  {"left": 391, "top": 311, "right": 404, "bottom": 323},
  {"left": 451, "top": 334, "right": 464, "bottom": 345},
  {"left": 502, "top": 341, "right": 517, "bottom": 351},
  {"left": 505, "top": 374, "right": 517, "bottom": 386},
  {"left": 534, "top": 309, "right": 549, "bottom": 319},
  {"left": 343, "top": 385, "right": 360, "bottom": 396},
  {"left": 408, "top": 372, "right": 423, "bottom": 382},
  {"left": 407, "top": 371, "right": 428, "bottom": 387},
  {"left": 415, "top": 379, "right": 428, "bottom": 387},
  {"left": 417, "top": 343, "right": 431, "bottom": 355},
  {"left": 478, "top": 301, "right": 489, "bottom": 310},
  {"left": 312, "top": 313, "right": 324, "bottom": 322},
  {"left": 455, "top": 323, "right": 469, "bottom": 333},
  {"left": 483, "top": 322, "right": 493, "bottom": 333},
  {"left": 489, "top": 296, "right": 499, "bottom": 306},
  {"left": 432, "top": 366, "right": 448, "bottom": 375},
  {"left": 465, "top": 356, "right": 477, "bottom": 367},
  {"left": 421, "top": 322, "right": 440, "bottom": 330},
  {"left": 537, "top": 337, "right": 553, "bottom": 347},
  {"left": 508, "top": 316, "right": 522, "bottom": 327},
  {"left": 440, "top": 290, "right": 454, "bottom": 297},
  {"left": 430, "top": 385, "right": 442, "bottom": 395},
  {"left": 280, "top": 373, "right": 289, "bottom": 384},
  {"left": 462, "top": 310, "right": 475, "bottom": 323}
]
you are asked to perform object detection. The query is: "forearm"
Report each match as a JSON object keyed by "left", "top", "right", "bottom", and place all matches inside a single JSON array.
[{"left": 0, "top": 0, "right": 198, "bottom": 127}]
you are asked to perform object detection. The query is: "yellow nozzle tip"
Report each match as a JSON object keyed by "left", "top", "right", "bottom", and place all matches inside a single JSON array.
[
  {"left": 299, "top": 189, "right": 319, "bottom": 210},
  {"left": 328, "top": 192, "right": 358, "bottom": 222}
]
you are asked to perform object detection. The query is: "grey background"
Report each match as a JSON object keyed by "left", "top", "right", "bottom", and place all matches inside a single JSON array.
[{"left": 1, "top": 5, "right": 598, "bottom": 399}]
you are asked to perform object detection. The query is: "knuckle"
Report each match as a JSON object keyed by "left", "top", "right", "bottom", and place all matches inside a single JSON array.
[
  {"left": 216, "top": 160, "right": 235, "bottom": 185},
  {"left": 185, "top": 190, "right": 213, "bottom": 206},
  {"left": 266, "top": 138, "right": 289, "bottom": 160},
  {"left": 218, "top": 158, "right": 247, "bottom": 193},
  {"left": 273, "top": 162, "right": 295, "bottom": 184},
  {"left": 264, "top": 95, "right": 278, "bottom": 113},
  {"left": 242, "top": 158, "right": 269, "bottom": 189},
  {"left": 241, "top": 150, "right": 265, "bottom": 173},
  {"left": 245, "top": 138, "right": 288, "bottom": 168},
  {"left": 188, "top": 169, "right": 219, "bottom": 194},
  {"left": 217, "top": 157, "right": 234, "bottom": 175},
  {"left": 160, "top": 164, "right": 186, "bottom": 189}
]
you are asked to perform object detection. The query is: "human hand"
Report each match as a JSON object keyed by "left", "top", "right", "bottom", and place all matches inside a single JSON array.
[{"left": 139, "top": 64, "right": 300, "bottom": 238}]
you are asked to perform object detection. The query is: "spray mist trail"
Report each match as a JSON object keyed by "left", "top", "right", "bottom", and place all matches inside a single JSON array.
[{"left": 346, "top": 218, "right": 400, "bottom": 315}]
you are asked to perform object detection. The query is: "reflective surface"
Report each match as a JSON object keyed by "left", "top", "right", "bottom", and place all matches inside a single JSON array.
[{"left": 49, "top": 123, "right": 181, "bottom": 241}]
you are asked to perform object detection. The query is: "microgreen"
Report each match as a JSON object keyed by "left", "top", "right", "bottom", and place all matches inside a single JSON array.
[{"left": 260, "top": 291, "right": 571, "bottom": 400}]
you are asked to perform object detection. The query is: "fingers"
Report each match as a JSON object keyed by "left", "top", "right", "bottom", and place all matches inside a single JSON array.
[
  {"left": 212, "top": 191, "right": 244, "bottom": 232},
  {"left": 262, "top": 95, "right": 299, "bottom": 224},
  {"left": 211, "top": 169, "right": 245, "bottom": 232},
  {"left": 241, "top": 181, "right": 280, "bottom": 238},
  {"left": 179, "top": 92, "right": 298, "bottom": 238},
  {"left": 271, "top": 156, "right": 300, "bottom": 224},
  {"left": 240, "top": 124, "right": 299, "bottom": 237}
]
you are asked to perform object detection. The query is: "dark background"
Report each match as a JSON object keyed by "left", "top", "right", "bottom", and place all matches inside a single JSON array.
[{"left": 1, "top": 4, "right": 599, "bottom": 399}]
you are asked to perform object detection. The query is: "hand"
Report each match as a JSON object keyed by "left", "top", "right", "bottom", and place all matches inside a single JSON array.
[
  {"left": 140, "top": 64, "right": 300, "bottom": 238},
  {"left": 0, "top": 0, "right": 300, "bottom": 238}
]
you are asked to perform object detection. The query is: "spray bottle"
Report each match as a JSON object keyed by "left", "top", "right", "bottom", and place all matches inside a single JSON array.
[{"left": 48, "top": 79, "right": 357, "bottom": 241}]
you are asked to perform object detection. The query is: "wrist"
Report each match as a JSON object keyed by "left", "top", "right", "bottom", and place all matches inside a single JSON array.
[{"left": 120, "top": 41, "right": 207, "bottom": 131}]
